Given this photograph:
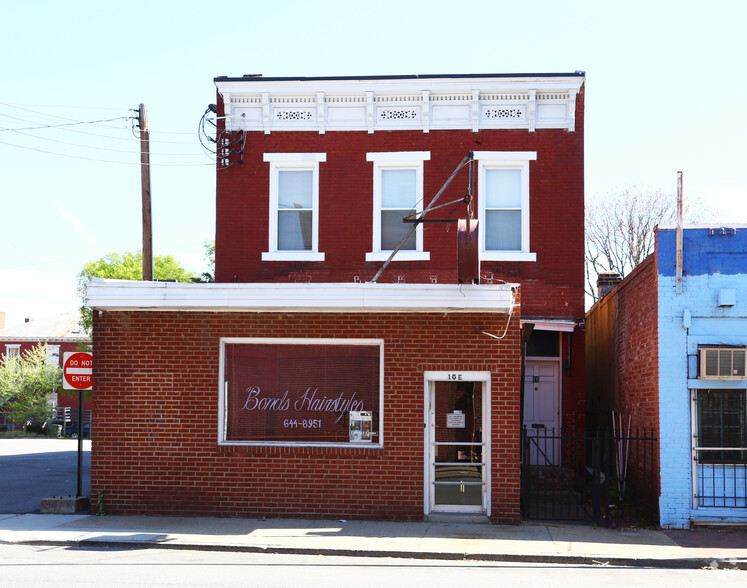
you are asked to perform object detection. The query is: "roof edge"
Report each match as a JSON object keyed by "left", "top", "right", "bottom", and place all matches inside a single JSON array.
[{"left": 214, "top": 71, "right": 586, "bottom": 83}]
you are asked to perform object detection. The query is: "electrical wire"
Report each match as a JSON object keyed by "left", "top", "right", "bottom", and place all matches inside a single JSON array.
[
  {"left": 1, "top": 111, "right": 200, "bottom": 145},
  {"left": 5, "top": 127, "right": 206, "bottom": 157},
  {"left": 0, "top": 225, "right": 52, "bottom": 279},
  {"left": 198, "top": 106, "right": 217, "bottom": 155},
  {"left": 0, "top": 102, "right": 217, "bottom": 165},
  {"left": 0, "top": 116, "right": 130, "bottom": 132},
  {"left": 0, "top": 138, "right": 213, "bottom": 166}
]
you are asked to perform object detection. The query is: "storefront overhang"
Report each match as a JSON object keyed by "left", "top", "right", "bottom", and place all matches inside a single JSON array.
[
  {"left": 87, "top": 279, "right": 518, "bottom": 314},
  {"left": 520, "top": 318, "right": 577, "bottom": 332}
]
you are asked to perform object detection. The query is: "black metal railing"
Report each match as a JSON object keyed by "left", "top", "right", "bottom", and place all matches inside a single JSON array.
[{"left": 521, "top": 427, "right": 658, "bottom": 525}]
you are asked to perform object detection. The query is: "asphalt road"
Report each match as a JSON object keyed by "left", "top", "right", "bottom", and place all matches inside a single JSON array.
[
  {"left": 0, "top": 438, "right": 91, "bottom": 513},
  {"left": 0, "top": 544, "right": 741, "bottom": 588}
]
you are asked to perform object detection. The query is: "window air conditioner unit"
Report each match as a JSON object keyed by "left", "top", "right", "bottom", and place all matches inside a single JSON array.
[{"left": 699, "top": 347, "right": 747, "bottom": 379}]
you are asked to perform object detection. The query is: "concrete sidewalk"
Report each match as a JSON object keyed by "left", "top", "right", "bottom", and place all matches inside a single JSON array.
[{"left": 0, "top": 513, "right": 745, "bottom": 569}]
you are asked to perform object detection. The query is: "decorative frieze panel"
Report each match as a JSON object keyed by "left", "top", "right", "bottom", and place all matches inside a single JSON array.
[
  {"left": 275, "top": 109, "right": 314, "bottom": 121},
  {"left": 378, "top": 107, "right": 419, "bottom": 121},
  {"left": 483, "top": 106, "right": 524, "bottom": 119},
  {"left": 218, "top": 75, "right": 583, "bottom": 134}
]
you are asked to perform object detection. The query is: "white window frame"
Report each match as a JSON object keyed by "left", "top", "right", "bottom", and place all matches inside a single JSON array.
[
  {"left": 46, "top": 345, "right": 60, "bottom": 366},
  {"left": 366, "top": 151, "right": 431, "bottom": 262},
  {"left": 218, "top": 337, "right": 385, "bottom": 448},
  {"left": 262, "top": 153, "right": 326, "bottom": 262},
  {"left": 474, "top": 151, "right": 537, "bottom": 262},
  {"left": 5, "top": 344, "right": 20, "bottom": 359}
]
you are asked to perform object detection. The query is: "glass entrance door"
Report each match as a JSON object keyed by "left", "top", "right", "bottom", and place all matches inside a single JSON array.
[{"left": 429, "top": 380, "right": 486, "bottom": 512}]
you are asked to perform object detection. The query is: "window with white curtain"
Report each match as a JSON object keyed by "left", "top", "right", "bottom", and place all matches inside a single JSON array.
[
  {"left": 262, "top": 153, "right": 326, "bottom": 261},
  {"left": 475, "top": 151, "right": 537, "bottom": 262},
  {"left": 366, "top": 151, "right": 430, "bottom": 262}
]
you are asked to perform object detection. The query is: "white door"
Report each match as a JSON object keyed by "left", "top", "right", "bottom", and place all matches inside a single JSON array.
[
  {"left": 523, "top": 361, "right": 560, "bottom": 465},
  {"left": 425, "top": 372, "right": 489, "bottom": 514}
]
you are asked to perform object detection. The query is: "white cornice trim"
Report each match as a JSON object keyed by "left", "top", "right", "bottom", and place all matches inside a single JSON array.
[
  {"left": 217, "top": 75, "right": 584, "bottom": 134},
  {"left": 86, "top": 279, "right": 517, "bottom": 313}
]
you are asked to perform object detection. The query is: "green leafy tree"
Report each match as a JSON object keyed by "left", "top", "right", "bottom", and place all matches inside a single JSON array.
[
  {"left": 194, "top": 240, "right": 215, "bottom": 283},
  {"left": 77, "top": 250, "right": 195, "bottom": 333},
  {"left": 0, "top": 344, "right": 62, "bottom": 430}
]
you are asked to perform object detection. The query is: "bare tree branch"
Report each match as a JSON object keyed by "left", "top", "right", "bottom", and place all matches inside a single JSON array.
[{"left": 585, "top": 186, "right": 708, "bottom": 303}]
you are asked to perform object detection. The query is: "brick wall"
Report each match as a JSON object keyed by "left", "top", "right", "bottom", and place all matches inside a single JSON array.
[
  {"left": 91, "top": 309, "right": 522, "bottom": 522},
  {"left": 215, "top": 90, "right": 585, "bottom": 322},
  {"left": 614, "top": 256, "right": 660, "bottom": 435},
  {"left": 585, "top": 255, "right": 660, "bottom": 520}
]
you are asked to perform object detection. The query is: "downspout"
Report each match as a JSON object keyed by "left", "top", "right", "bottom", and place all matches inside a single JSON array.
[{"left": 676, "top": 171, "right": 683, "bottom": 295}]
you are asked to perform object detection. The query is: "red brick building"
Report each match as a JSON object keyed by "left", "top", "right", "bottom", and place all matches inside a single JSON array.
[
  {"left": 87, "top": 72, "right": 585, "bottom": 522},
  {"left": 0, "top": 310, "right": 92, "bottom": 430}
]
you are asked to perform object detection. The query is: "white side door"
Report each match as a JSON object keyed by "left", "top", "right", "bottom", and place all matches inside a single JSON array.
[{"left": 523, "top": 361, "right": 560, "bottom": 465}]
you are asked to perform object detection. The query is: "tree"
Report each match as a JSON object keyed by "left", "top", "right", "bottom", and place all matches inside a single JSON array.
[
  {"left": 194, "top": 240, "right": 215, "bottom": 283},
  {"left": 0, "top": 343, "right": 62, "bottom": 430},
  {"left": 77, "top": 250, "right": 195, "bottom": 334},
  {"left": 585, "top": 187, "right": 707, "bottom": 304}
]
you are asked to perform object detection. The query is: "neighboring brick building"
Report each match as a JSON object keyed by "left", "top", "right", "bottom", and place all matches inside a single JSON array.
[
  {"left": 88, "top": 72, "right": 586, "bottom": 522},
  {"left": 586, "top": 225, "right": 747, "bottom": 527},
  {"left": 0, "top": 310, "right": 92, "bottom": 430}
]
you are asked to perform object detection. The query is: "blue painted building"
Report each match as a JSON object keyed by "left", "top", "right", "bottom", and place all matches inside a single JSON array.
[
  {"left": 658, "top": 226, "right": 747, "bottom": 527},
  {"left": 586, "top": 225, "right": 747, "bottom": 527}
]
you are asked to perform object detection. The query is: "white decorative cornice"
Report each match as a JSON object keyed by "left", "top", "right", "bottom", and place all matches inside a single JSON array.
[
  {"left": 215, "top": 73, "right": 585, "bottom": 134},
  {"left": 87, "top": 279, "right": 517, "bottom": 314}
]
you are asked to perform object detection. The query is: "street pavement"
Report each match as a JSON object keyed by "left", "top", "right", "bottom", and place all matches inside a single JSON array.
[
  {"left": 1, "top": 438, "right": 745, "bottom": 570},
  {"left": 0, "top": 438, "right": 90, "bottom": 513}
]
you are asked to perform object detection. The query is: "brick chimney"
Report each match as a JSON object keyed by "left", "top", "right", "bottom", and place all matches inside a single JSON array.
[
  {"left": 0, "top": 311, "right": 5, "bottom": 330},
  {"left": 597, "top": 271, "right": 622, "bottom": 300}
]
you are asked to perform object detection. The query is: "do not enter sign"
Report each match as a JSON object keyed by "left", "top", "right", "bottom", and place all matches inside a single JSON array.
[{"left": 63, "top": 352, "right": 93, "bottom": 390}]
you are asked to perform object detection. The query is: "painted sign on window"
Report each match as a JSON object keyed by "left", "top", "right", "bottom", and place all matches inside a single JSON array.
[{"left": 222, "top": 339, "right": 382, "bottom": 445}]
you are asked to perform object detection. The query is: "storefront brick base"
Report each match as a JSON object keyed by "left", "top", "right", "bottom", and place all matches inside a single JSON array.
[{"left": 92, "top": 310, "right": 521, "bottom": 522}]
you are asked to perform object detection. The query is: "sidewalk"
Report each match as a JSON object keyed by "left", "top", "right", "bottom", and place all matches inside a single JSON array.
[{"left": 0, "top": 513, "right": 745, "bottom": 569}]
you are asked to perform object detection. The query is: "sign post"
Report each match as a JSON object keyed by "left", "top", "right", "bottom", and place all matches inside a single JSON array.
[{"left": 63, "top": 352, "right": 92, "bottom": 499}]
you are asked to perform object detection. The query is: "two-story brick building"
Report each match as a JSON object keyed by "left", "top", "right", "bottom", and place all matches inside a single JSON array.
[{"left": 87, "top": 72, "right": 585, "bottom": 522}]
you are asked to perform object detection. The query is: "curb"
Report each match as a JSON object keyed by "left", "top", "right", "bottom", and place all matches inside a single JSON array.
[{"left": 2, "top": 538, "right": 745, "bottom": 570}]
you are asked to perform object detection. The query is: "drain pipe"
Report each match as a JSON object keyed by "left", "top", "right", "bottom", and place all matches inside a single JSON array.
[{"left": 676, "top": 171, "right": 683, "bottom": 295}]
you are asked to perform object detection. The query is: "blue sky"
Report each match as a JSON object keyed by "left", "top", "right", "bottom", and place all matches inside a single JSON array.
[{"left": 1, "top": 0, "right": 745, "bottom": 328}]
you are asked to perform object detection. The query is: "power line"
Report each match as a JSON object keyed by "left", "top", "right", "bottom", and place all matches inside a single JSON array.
[
  {"left": 6, "top": 127, "right": 208, "bottom": 157},
  {"left": 0, "top": 225, "right": 52, "bottom": 280},
  {"left": 1, "top": 102, "right": 200, "bottom": 139},
  {"left": 0, "top": 138, "right": 214, "bottom": 166},
  {"left": 0, "top": 116, "right": 130, "bottom": 132},
  {"left": 0, "top": 113, "right": 201, "bottom": 145}
]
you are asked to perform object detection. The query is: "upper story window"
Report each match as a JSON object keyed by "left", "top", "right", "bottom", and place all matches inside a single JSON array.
[
  {"left": 5, "top": 345, "right": 20, "bottom": 360},
  {"left": 262, "top": 153, "right": 326, "bottom": 262},
  {"left": 474, "top": 151, "right": 537, "bottom": 262},
  {"left": 46, "top": 345, "right": 60, "bottom": 366},
  {"left": 366, "top": 152, "right": 431, "bottom": 262}
]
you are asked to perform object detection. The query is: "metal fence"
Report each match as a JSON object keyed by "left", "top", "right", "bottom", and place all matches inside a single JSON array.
[{"left": 521, "top": 427, "right": 659, "bottom": 525}]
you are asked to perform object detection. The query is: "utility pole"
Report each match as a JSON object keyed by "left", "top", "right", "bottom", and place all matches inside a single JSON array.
[{"left": 138, "top": 103, "right": 153, "bottom": 281}]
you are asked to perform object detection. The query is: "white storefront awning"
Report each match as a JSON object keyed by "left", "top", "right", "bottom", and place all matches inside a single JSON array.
[{"left": 87, "top": 279, "right": 518, "bottom": 314}]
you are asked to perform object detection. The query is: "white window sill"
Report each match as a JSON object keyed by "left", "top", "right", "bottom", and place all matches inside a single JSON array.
[
  {"left": 262, "top": 252, "right": 325, "bottom": 262},
  {"left": 481, "top": 251, "right": 537, "bottom": 262},
  {"left": 366, "top": 251, "right": 431, "bottom": 262}
]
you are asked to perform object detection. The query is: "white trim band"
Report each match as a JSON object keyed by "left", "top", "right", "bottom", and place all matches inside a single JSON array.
[{"left": 87, "top": 279, "right": 517, "bottom": 313}]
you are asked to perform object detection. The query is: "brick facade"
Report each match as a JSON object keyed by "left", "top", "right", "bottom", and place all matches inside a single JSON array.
[
  {"left": 89, "top": 73, "right": 585, "bottom": 521},
  {"left": 215, "top": 125, "right": 585, "bottom": 322},
  {"left": 92, "top": 309, "right": 521, "bottom": 522}
]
